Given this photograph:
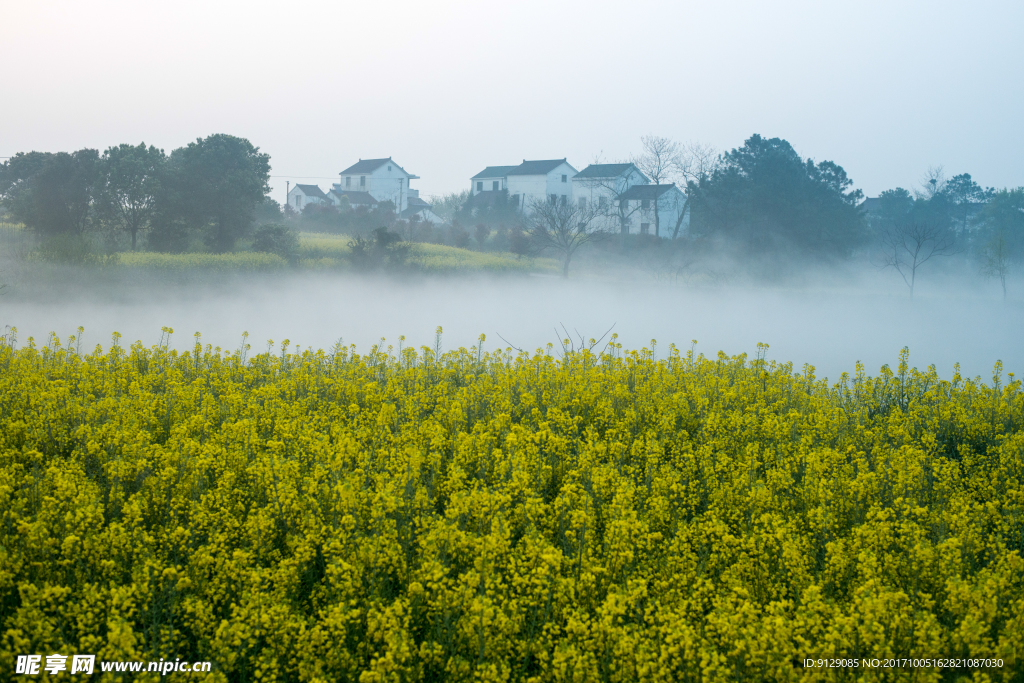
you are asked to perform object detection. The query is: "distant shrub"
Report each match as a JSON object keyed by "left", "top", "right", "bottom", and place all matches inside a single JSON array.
[
  {"left": 34, "top": 234, "right": 119, "bottom": 267},
  {"left": 117, "top": 251, "right": 287, "bottom": 271},
  {"left": 448, "top": 222, "right": 471, "bottom": 249},
  {"left": 348, "top": 227, "right": 410, "bottom": 272},
  {"left": 252, "top": 223, "right": 299, "bottom": 262}
]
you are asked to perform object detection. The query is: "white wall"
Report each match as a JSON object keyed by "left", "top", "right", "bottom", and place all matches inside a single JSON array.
[
  {"left": 287, "top": 187, "right": 324, "bottom": 211},
  {"left": 506, "top": 175, "right": 549, "bottom": 210},
  {"left": 471, "top": 176, "right": 506, "bottom": 195},
  {"left": 338, "top": 161, "right": 416, "bottom": 211},
  {"left": 622, "top": 187, "right": 688, "bottom": 236},
  {"left": 544, "top": 162, "right": 576, "bottom": 203}
]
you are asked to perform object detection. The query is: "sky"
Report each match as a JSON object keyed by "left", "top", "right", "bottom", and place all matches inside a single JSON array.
[{"left": 2, "top": 0, "right": 1022, "bottom": 203}]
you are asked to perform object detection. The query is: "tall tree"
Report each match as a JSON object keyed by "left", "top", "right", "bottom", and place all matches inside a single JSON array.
[
  {"left": 153, "top": 134, "right": 271, "bottom": 253},
  {"left": 689, "top": 135, "right": 866, "bottom": 257},
  {"left": 97, "top": 143, "right": 166, "bottom": 250},
  {"left": 943, "top": 173, "right": 993, "bottom": 234},
  {"left": 524, "top": 197, "right": 604, "bottom": 277},
  {"left": 0, "top": 150, "right": 99, "bottom": 236}
]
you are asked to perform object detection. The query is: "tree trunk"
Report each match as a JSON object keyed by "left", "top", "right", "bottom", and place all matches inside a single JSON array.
[
  {"left": 562, "top": 255, "right": 570, "bottom": 278},
  {"left": 672, "top": 198, "right": 690, "bottom": 240}
]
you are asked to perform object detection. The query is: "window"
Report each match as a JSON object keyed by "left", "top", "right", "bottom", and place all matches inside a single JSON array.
[
  {"left": 598, "top": 196, "right": 607, "bottom": 209},
  {"left": 578, "top": 197, "right": 587, "bottom": 210},
  {"left": 549, "top": 194, "right": 557, "bottom": 205},
  {"left": 388, "top": 165, "right": 392, "bottom": 171},
  {"left": 346, "top": 176, "right": 351, "bottom": 188},
  {"left": 360, "top": 176, "right": 366, "bottom": 187},
  {"left": 561, "top": 174, "right": 567, "bottom": 183},
  {"left": 477, "top": 181, "right": 483, "bottom": 192},
  {"left": 641, "top": 199, "right": 650, "bottom": 209},
  {"left": 561, "top": 195, "right": 567, "bottom": 204},
  {"left": 640, "top": 223, "right": 650, "bottom": 234},
  {"left": 295, "top": 196, "right": 301, "bottom": 207},
  {"left": 492, "top": 180, "right": 499, "bottom": 191}
]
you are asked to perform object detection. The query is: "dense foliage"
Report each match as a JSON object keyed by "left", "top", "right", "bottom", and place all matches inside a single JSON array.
[
  {"left": 688, "top": 135, "right": 867, "bottom": 257},
  {"left": 0, "top": 135, "right": 271, "bottom": 254},
  {"left": 1, "top": 330, "right": 1021, "bottom": 681}
]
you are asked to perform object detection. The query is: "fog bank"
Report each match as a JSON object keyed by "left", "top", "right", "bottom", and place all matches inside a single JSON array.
[{"left": 2, "top": 272, "right": 1020, "bottom": 383}]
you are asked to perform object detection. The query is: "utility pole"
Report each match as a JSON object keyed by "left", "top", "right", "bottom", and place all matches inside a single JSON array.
[{"left": 286, "top": 181, "right": 290, "bottom": 209}]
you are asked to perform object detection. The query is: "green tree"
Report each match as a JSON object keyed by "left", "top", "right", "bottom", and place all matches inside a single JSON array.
[
  {"left": 689, "top": 135, "right": 866, "bottom": 258},
  {"left": 152, "top": 135, "right": 271, "bottom": 253},
  {"left": 0, "top": 150, "right": 99, "bottom": 237},
  {"left": 943, "top": 173, "right": 993, "bottom": 234},
  {"left": 97, "top": 143, "right": 166, "bottom": 250}
]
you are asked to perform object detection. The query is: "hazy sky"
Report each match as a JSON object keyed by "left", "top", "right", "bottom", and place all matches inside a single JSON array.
[{"left": 2, "top": 0, "right": 1022, "bottom": 203}]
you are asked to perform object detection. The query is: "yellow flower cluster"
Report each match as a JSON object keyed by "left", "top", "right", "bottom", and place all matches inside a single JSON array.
[{"left": 0, "top": 330, "right": 1021, "bottom": 682}]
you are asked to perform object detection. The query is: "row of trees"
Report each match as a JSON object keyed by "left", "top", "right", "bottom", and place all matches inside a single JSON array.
[
  {"left": 0, "top": 135, "right": 272, "bottom": 252},
  {"left": 869, "top": 169, "right": 1023, "bottom": 297}
]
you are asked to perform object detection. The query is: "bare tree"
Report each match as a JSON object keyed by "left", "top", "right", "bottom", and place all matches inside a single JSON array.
[
  {"left": 880, "top": 220, "right": 955, "bottom": 297},
  {"left": 979, "top": 230, "right": 1010, "bottom": 301},
  {"left": 525, "top": 197, "right": 605, "bottom": 277},
  {"left": 668, "top": 142, "right": 720, "bottom": 240},
  {"left": 573, "top": 168, "right": 644, "bottom": 236},
  {"left": 426, "top": 190, "right": 470, "bottom": 224},
  {"left": 676, "top": 141, "right": 719, "bottom": 185},
  {"left": 631, "top": 135, "right": 681, "bottom": 237},
  {"left": 916, "top": 165, "right": 947, "bottom": 200}
]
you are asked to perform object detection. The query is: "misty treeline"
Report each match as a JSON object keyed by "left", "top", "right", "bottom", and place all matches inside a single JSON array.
[
  {"left": 3, "top": 132, "right": 1023, "bottom": 291},
  {"left": 0, "top": 134, "right": 277, "bottom": 254}
]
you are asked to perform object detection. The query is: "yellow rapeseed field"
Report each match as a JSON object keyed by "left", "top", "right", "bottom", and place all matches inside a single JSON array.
[{"left": 0, "top": 329, "right": 1021, "bottom": 682}]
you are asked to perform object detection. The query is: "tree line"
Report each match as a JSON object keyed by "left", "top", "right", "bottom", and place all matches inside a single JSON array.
[{"left": 0, "top": 134, "right": 273, "bottom": 253}]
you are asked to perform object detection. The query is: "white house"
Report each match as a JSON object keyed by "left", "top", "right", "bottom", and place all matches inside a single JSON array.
[
  {"left": 326, "top": 188, "right": 378, "bottom": 210},
  {"left": 468, "top": 159, "right": 578, "bottom": 211},
  {"left": 334, "top": 158, "right": 420, "bottom": 212},
  {"left": 471, "top": 166, "right": 517, "bottom": 196},
  {"left": 616, "top": 184, "right": 689, "bottom": 237},
  {"left": 400, "top": 197, "right": 444, "bottom": 225},
  {"left": 287, "top": 184, "right": 331, "bottom": 211},
  {"left": 572, "top": 163, "right": 649, "bottom": 231}
]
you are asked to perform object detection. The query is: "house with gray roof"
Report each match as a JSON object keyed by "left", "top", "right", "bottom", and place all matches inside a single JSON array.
[
  {"left": 333, "top": 157, "right": 420, "bottom": 212},
  {"left": 572, "top": 163, "right": 650, "bottom": 232},
  {"left": 326, "top": 189, "right": 378, "bottom": 210},
  {"left": 617, "top": 184, "right": 688, "bottom": 237},
  {"left": 469, "top": 159, "right": 578, "bottom": 211},
  {"left": 287, "top": 183, "right": 331, "bottom": 212}
]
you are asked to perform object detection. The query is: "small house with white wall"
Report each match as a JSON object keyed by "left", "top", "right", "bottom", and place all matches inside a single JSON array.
[
  {"left": 334, "top": 158, "right": 420, "bottom": 212},
  {"left": 572, "top": 163, "right": 649, "bottom": 232},
  {"left": 327, "top": 188, "right": 378, "bottom": 210},
  {"left": 468, "top": 159, "right": 578, "bottom": 212},
  {"left": 287, "top": 184, "right": 331, "bottom": 211},
  {"left": 616, "top": 184, "right": 688, "bottom": 237},
  {"left": 401, "top": 197, "right": 444, "bottom": 225},
  {"left": 471, "top": 166, "right": 517, "bottom": 196}
]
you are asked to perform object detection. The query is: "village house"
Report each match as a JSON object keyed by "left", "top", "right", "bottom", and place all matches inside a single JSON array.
[
  {"left": 616, "top": 184, "right": 689, "bottom": 237},
  {"left": 401, "top": 196, "right": 444, "bottom": 225},
  {"left": 468, "top": 159, "right": 578, "bottom": 210},
  {"left": 326, "top": 188, "right": 378, "bottom": 210},
  {"left": 572, "top": 163, "right": 650, "bottom": 232},
  {"left": 334, "top": 158, "right": 420, "bottom": 212},
  {"left": 286, "top": 184, "right": 331, "bottom": 211}
]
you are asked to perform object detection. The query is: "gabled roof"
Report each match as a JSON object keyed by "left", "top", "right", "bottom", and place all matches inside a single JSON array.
[
  {"left": 339, "top": 157, "right": 414, "bottom": 176},
  {"left": 859, "top": 197, "right": 881, "bottom": 214},
  {"left": 575, "top": 163, "right": 644, "bottom": 180},
  {"left": 464, "top": 190, "right": 508, "bottom": 209},
  {"left": 329, "top": 190, "right": 378, "bottom": 205},
  {"left": 507, "top": 159, "right": 574, "bottom": 176},
  {"left": 471, "top": 165, "right": 518, "bottom": 180},
  {"left": 294, "top": 184, "right": 329, "bottom": 200},
  {"left": 617, "top": 184, "right": 681, "bottom": 201},
  {"left": 406, "top": 196, "right": 431, "bottom": 208}
]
